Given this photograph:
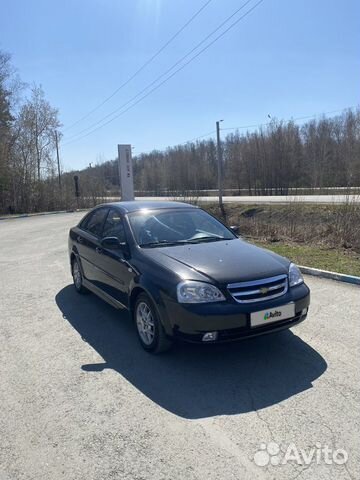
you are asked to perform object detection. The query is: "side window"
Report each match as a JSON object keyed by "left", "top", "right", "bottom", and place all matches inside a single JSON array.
[
  {"left": 102, "top": 209, "right": 126, "bottom": 242},
  {"left": 82, "top": 208, "right": 108, "bottom": 237}
]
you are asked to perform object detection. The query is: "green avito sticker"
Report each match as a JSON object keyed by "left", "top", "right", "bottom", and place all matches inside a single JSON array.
[{"left": 251, "top": 303, "right": 295, "bottom": 328}]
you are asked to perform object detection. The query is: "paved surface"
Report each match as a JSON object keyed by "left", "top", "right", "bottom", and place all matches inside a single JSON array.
[
  {"left": 75, "top": 194, "right": 360, "bottom": 206},
  {"left": 1, "top": 194, "right": 359, "bottom": 221},
  {"left": 0, "top": 212, "right": 359, "bottom": 480},
  {"left": 138, "top": 194, "right": 360, "bottom": 204}
]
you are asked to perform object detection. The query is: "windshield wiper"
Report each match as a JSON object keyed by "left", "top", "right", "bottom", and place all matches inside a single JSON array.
[
  {"left": 140, "top": 237, "right": 233, "bottom": 248},
  {"left": 140, "top": 240, "right": 190, "bottom": 248},
  {"left": 187, "top": 236, "right": 231, "bottom": 244}
]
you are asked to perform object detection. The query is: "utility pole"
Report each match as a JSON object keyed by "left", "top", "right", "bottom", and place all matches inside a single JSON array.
[
  {"left": 55, "top": 131, "right": 61, "bottom": 190},
  {"left": 74, "top": 175, "right": 80, "bottom": 210},
  {"left": 216, "top": 119, "right": 224, "bottom": 214}
]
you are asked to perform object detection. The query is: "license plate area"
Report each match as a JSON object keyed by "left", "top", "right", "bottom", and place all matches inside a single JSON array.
[{"left": 250, "top": 303, "right": 295, "bottom": 328}]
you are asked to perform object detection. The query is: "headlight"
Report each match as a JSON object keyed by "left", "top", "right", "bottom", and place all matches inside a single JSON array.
[
  {"left": 176, "top": 281, "right": 226, "bottom": 303},
  {"left": 289, "top": 263, "right": 304, "bottom": 287}
]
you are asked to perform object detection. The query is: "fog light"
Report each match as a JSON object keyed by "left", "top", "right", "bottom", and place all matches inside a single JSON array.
[
  {"left": 202, "top": 331, "right": 218, "bottom": 342},
  {"left": 302, "top": 308, "right": 308, "bottom": 315}
]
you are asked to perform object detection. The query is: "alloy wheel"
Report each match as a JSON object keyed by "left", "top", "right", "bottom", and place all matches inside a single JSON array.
[
  {"left": 73, "top": 260, "right": 82, "bottom": 290},
  {"left": 136, "top": 301, "right": 155, "bottom": 345}
]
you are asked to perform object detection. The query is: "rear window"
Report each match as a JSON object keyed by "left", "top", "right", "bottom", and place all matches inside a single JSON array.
[{"left": 80, "top": 208, "right": 108, "bottom": 237}]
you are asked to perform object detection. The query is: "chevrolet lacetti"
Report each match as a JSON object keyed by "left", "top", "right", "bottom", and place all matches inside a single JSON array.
[{"left": 68, "top": 201, "right": 310, "bottom": 353}]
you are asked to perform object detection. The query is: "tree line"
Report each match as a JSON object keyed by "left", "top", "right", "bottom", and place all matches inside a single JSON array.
[
  {"left": 0, "top": 50, "right": 63, "bottom": 214},
  {"left": 61, "top": 106, "right": 360, "bottom": 210},
  {"left": 133, "top": 108, "right": 360, "bottom": 196},
  {"left": 1, "top": 48, "right": 359, "bottom": 214}
]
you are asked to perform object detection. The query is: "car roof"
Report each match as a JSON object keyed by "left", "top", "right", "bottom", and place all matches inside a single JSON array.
[{"left": 97, "top": 200, "right": 198, "bottom": 213}]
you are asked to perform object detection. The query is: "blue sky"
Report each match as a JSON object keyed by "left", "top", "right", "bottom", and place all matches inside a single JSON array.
[{"left": 1, "top": 0, "right": 359, "bottom": 170}]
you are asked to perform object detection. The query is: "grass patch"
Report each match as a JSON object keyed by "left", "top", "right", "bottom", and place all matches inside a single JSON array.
[
  {"left": 252, "top": 240, "right": 360, "bottom": 277},
  {"left": 202, "top": 201, "right": 360, "bottom": 252},
  {"left": 198, "top": 201, "right": 360, "bottom": 275}
]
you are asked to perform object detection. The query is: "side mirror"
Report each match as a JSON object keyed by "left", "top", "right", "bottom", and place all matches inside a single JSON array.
[
  {"left": 101, "top": 236, "right": 122, "bottom": 249},
  {"left": 230, "top": 225, "right": 240, "bottom": 235},
  {"left": 101, "top": 237, "right": 130, "bottom": 257}
]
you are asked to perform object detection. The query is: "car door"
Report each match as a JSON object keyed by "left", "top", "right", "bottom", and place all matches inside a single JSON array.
[
  {"left": 96, "top": 208, "right": 136, "bottom": 307},
  {"left": 75, "top": 207, "right": 109, "bottom": 286}
]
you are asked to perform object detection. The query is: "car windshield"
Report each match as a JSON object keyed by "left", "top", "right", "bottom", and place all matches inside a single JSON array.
[{"left": 128, "top": 208, "right": 236, "bottom": 247}]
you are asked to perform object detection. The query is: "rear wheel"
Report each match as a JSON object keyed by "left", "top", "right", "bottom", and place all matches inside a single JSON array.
[
  {"left": 134, "top": 293, "right": 172, "bottom": 353},
  {"left": 72, "top": 257, "right": 88, "bottom": 294}
]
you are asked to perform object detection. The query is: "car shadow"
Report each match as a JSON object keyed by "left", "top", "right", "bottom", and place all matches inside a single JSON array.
[{"left": 56, "top": 285, "right": 327, "bottom": 419}]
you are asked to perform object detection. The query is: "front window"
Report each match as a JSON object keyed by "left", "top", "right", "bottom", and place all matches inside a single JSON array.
[
  {"left": 102, "top": 209, "right": 126, "bottom": 242},
  {"left": 128, "top": 208, "right": 236, "bottom": 247}
]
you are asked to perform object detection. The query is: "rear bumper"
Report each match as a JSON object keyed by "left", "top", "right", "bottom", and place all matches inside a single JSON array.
[{"left": 163, "top": 283, "right": 310, "bottom": 343}]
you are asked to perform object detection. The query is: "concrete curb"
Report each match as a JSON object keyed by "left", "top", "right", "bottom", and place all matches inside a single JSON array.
[
  {"left": 0, "top": 209, "right": 88, "bottom": 221},
  {"left": 299, "top": 265, "right": 360, "bottom": 286}
]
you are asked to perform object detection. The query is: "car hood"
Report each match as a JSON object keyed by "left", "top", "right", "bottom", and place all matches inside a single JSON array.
[{"left": 141, "top": 238, "right": 290, "bottom": 284}]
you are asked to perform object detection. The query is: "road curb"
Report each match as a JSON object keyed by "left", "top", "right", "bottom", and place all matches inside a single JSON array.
[
  {"left": 299, "top": 265, "right": 360, "bottom": 286},
  {"left": 0, "top": 209, "right": 88, "bottom": 221}
]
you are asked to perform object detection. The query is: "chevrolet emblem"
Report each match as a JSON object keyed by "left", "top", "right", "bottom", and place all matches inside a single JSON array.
[{"left": 260, "top": 287, "right": 269, "bottom": 295}]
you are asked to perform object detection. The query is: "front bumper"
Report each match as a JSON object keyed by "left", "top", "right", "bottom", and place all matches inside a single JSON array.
[{"left": 163, "top": 283, "right": 310, "bottom": 343}]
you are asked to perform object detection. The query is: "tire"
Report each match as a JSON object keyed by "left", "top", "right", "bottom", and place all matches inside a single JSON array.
[
  {"left": 72, "top": 257, "right": 88, "bottom": 294},
  {"left": 134, "top": 293, "right": 172, "bottom": 353}
]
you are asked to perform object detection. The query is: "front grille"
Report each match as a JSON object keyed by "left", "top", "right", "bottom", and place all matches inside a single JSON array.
[{"left": 227, "top": 274, "right": 288, "bottom": 303}]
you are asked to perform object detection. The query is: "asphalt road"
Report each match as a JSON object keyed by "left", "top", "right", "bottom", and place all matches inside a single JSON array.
[
  {"left": 138, "top": 195, "right": 360, "bottom": 204},
  {"left": 0, "top": 212, "right": 359, "bottom": 480}
]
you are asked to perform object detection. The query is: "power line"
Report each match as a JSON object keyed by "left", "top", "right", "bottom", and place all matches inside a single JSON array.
[
  {"left": 63, "top": 0, "right": 214, "bottom": 132},
  {"left": 220, "top": 107, "right": 356, "bottom": 131},
  {"left": 64, "top": 0, "right": 255, "bottom": 142},
  {"left": 136, "top": 129, "right": 216, "bottom": 156},
  {"left": 183, "top": 130, "right": 216, "bottom": 144},
  {"left": 62, "top": 0, "right": 264, "bottom": 146}
]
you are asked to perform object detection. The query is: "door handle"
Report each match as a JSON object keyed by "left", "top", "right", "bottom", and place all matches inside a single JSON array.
[
  {"left": 77, "top": 236, "right": 83, "bottom": 244},
  {"left": 96, "top": 247, "right": 103, "bottom": 254},
  {"left": 120, "top": 258, "right": 138, "bottom": 275}
]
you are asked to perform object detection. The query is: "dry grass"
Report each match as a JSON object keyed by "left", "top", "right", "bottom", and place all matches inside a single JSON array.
[
  {"left": 201, "top": 200, "right": 360, "bottom": 276},
  {"left": 204, "top": 199, "right": 360, "bottom": 253}
]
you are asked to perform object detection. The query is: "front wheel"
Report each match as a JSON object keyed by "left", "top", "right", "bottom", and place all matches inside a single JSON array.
[{"left": 134, "top": 293, "right": 172, "bottom": 353}]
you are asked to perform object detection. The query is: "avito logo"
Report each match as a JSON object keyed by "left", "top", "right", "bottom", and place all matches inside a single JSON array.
[{"left": 264, "top": 310, "right": 282, "bottom": 321}]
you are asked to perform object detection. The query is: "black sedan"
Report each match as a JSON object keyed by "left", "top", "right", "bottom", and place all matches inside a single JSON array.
[{"left": 68, "top": 201, "right": 310, "bottom": 353}]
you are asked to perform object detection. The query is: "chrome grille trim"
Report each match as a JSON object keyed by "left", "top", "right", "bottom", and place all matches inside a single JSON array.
[{"left": 227, "top": 274, "right": 288, "bottom": 303}]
